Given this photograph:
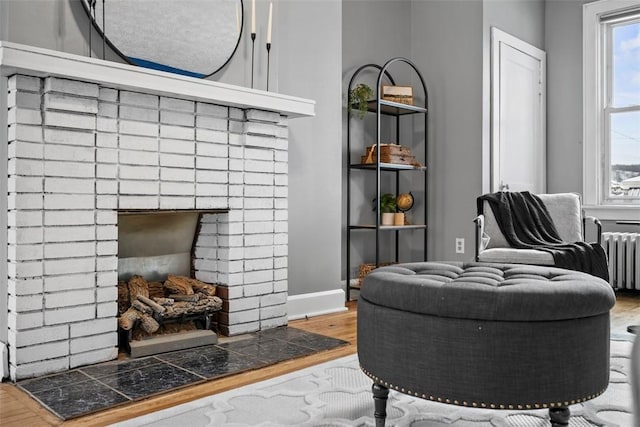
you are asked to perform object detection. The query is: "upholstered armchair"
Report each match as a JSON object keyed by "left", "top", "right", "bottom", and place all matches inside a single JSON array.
[{"left": 474, "top": 192, "right": 602, "bottom": 264}]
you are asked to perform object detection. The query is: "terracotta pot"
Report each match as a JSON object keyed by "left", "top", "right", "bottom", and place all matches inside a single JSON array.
[{"left": 381, "top": 212, "right": 395, "bottom": 226}]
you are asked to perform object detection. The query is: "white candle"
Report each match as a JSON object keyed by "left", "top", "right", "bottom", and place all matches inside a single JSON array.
[
  {"left": 267, "top": 2, "right": 273, "bottom": 44},
  {"left": 251, "top": 0, "right": 256, "bottom": 34}
]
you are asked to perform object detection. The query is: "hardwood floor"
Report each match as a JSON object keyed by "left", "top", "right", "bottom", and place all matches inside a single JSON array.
[{"left": 1, "top": 293, "right": 638, "bottom": 427}]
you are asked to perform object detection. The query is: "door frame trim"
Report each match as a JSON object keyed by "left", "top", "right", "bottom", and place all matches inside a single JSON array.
[{"left": 490, "top": 27, "right": 547, "bottom": 193}]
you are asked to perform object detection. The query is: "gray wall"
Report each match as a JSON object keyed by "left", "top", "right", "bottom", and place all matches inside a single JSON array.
[{"left": 1, "top": 0, "right": 344, "bottom": 297}]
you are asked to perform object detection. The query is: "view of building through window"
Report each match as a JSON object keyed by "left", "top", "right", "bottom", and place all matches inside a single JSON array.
[{"left": 609, "top": 20, "right": 640, "bottom": 198}]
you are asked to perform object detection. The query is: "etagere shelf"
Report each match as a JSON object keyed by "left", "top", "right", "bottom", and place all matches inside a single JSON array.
[{"left": 345, "top": 57, "right": 428, "bottom": 301}]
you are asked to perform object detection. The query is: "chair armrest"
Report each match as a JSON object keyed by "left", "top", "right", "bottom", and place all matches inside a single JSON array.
[
  {"left": 583, "top": 216, "right": 602, "bottom": 245},
  {"left": 473, "top": 214, "right": 484, "bottom": 262}
]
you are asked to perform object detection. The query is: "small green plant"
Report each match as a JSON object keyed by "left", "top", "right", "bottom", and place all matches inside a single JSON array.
[
  {"left": 372, "top": 193, "right": 397, "bottom": 213},
  {"left": 348, "top": 83, "right": 374, "bottom": 119}
]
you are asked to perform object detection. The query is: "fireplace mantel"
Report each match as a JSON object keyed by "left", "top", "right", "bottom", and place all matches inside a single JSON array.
[{"left": 0, "top": 41, "right": 315, "bottom": 118}]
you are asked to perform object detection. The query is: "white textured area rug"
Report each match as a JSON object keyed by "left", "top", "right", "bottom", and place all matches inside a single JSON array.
[{"left": 112, "top": 339, "right": 633, "bottom": 427}]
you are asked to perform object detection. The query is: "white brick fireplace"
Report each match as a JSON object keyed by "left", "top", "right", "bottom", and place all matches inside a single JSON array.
[{"left": 0, "top": 42, "right": 314, "bottom": 380}]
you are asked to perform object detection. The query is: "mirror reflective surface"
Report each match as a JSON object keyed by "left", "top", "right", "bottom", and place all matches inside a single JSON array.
[{"left": 82, "top": 0, "right": 243, "bottom": 78}]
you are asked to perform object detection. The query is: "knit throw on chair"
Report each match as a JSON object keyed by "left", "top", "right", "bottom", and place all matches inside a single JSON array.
[{"left": 477, "top": 191, "right": 609, "bottom": 281}]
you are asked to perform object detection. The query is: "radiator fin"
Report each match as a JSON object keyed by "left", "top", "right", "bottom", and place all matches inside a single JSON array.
[{"left": 602, "top": 232, "right": 640, "bottom": 290}]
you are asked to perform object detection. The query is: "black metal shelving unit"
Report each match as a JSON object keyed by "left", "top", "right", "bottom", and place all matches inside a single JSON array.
[{"left": 345, "top": 58, "right": 428, "bottom": 301}]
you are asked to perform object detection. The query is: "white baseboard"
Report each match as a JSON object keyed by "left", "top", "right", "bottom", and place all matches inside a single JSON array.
[
  {"left": 1, "top": 341, "right": 8, "bottom": 380},
  {"left": 287, "top": 289, "right": 347, "bottom": 321}
]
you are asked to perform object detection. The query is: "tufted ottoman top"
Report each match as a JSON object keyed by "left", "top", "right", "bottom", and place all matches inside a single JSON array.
[{"left": 361, "top": 262, "right": 616, "bottom": 322}]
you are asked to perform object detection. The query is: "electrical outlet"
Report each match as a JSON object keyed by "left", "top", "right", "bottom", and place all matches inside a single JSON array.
[{"left": 455, "top": 238, "right": 465, "bottom": 254}]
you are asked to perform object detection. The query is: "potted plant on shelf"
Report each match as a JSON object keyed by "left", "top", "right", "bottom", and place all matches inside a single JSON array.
[
  {"left": 374, "top": 193, "right": 397, "bottom": 226},
  {"left": 348, "top": 83, "right": 374, "bottom": 119}
]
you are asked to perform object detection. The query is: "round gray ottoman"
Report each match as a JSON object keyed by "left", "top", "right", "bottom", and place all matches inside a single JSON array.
[{"left": 357, "top": 262, "right": 616, "bottom": 427}]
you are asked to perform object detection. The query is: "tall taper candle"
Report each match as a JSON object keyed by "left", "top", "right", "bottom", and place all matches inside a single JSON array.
[
  {"left": 251, "top": 0, "right": 256, "bottom": 34},
  {"left": 267, "top": 2, "right": 273, "bottom": 44}
]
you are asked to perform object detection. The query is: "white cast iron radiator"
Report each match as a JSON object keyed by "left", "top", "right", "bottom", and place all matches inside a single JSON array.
[{"left": 602, "top": 232, "right": 640, "bottom": 290}]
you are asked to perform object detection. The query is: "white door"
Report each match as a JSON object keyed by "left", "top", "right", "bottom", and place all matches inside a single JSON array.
[{"left": 491, "top": 27, "right": 546, "bottom": 193}]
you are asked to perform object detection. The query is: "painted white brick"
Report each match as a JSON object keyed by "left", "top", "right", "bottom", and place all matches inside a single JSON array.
[
  {"left": 244, "top": 210, "right": 274, "bottom": 221},
  {"left": 226, "top": 296, "right": 260, "bottom": 312},
  {"left": 229, "top": 171, "right": 243, "bottom": 184},
  {"left": 261, "top": 292, "right": 288, "bottom": 307},
  {"left": 229, "top": 159, "right": 243, "bottom": 171},
  {"left": 119, "top": 120, "right": 158, "bottom": 137},
  {"left": 11, "top": 357, "right": 69, "bottom": 381},
  {"left": 197, "top": 102, "right": 227, "bottom": 117},
  {"left": 275, "top": 162, "right": 287, "bottom": 174},
  {"left": 228, "top": 132, "right": 244, "bottom": 146},
  {"left": 8, "top": 260, "right": 42, "bottom": 278},
  {"left": 8, "top": 108, "right": 42, "bottom": 125},
  {"left": 45, "top": 210, "right": 94, "bottom": 226},
  {"left": 99, "top": 87, "right": 118, "bottom": 102},
  {"left": 229, "top": 146, "right": 243, "bottom": 159},
  {"left": 97, "top": 271, "right": 118, "bottom": 287},
  {"left": 224, "top": 309, "right": 260, "bottom": 325},
  {"left": 96, "top": 225, "right": 117, "bottom": 241},
  {"left": 160, "top": 182, "right": 195, "bottom": 196},
  {"left": 97, "top": 301, "right": 118, "bottom": 318},
  {"left": 161, "top": 110, "right": 194, "bottom": 126},
  {"left": 229, "top": 185, "right": 243, "bottom": 197},
  {"left": 244, "top": 234, "right": 274, "bottom": 247},
  {"left": 119, "top": 134, "right": 158, "bottom": 151},
  {"left": 245, "top": 258, "right": 273, "bottom": 271},
  {"left": 223, "top": 322, "right": 260, "bottom": 336},
  {"left": 45, "top": 194, "right": 94, "bottom": 210},
  {"left": 15, "top": 341, "right": 68, "bottom": 364},
  {"left": 96, "top": 211, "right": 117, "bottom": 225},
  {"left": 196, "top": 156, "right": 228, "bottom": 170},
  {"left": 98, "top": 102, "right": 118, "bottom": 118},
  {"left": 44, "top": 128, "right": 94, "bottom": 147},
  {"left": 45, "top": 160, "right": 94, "bottom": 178},
  {"left": 196, "top": 142, "right": 228, "bottom": 158},
  {"left": 44, "top": 144, "right": 94, "bottom": 162},
  {"left": 160, "top": 138, "right": 195, "bottom": 155},
  {"left": 244, "top": 222, "right": 274, "bottom": 234},
  {"left": 8, "top": 158, "right": 44, "bottom": 176},
  {"left": 8, "top": 278, "right": 43, "bottom": 296},
  {"left": 97, "top": 117, "right": 117, "bottom": 133},
  {"left": 8, "top": 311, "right": 43, "bottom": 331},
  {"left": 275, "top": 210, "right": 288, "bottom": 221},
  {"left": 120, "top": 91, "right": 158, "bottom": 108},
  {"left": 193, "top": 270, "right": 219, "bottom": 284},
  {"left": 9, "top": 325, "right": 68, "bottom": 348},
  {"left": 8, "top": 243, "right": 43, "bottom": 261},
  {"left": 244, "top": 282, "right": 273, "bottom": 297},
  {"left": 273, "top": 280, "right": 288, "bottom": 293},
  {"left": 44, "top": 242, "right": 96, "bottom": 259},
  {"left": 44, "top": 93, "right": 98, "bottom": 114},
  {"left": 245, "top": 121, "right": 278, "bottom": 137},
  {"left": 161, "top": 96, "right": 195, "bottom": 112},
  {"left": 8, "top": 294, "right": 42, "bottom": 312},
  {"left": 44, "top": 111, "right": 96, "bottom": 130},
  {"left": 45, "top": 257, "right": 95, "bottom": 275},
  {"left": 274, "top": 245, "right": 287, "bottom": 256},
  {"left": 196, "top": 115, "right": 227, "bottom": 131},
  {"left": 97, "top": 165, "right": 118, "bottom": 180},
  {"left": 158, "top": 196, "right": 194, "bottom": 210},
  {"left": 97, "top": 180, "right": 118, "bottom": 194},
  {"left": 96, "top": 132, "right": 118, "bottom": 148},
  {"left": 70, "top": 318, "right": 116, "bottom": 338},
  {"left": 196, "top": 183, "right": 227, "bottom": 197},
  {"left": 119, "top": 149, "right": 158, "bottom": 166},
  {"left": 245, "top": 147, "right": 273, "bottom": 161},
  {"left": 245, "top": 172, "right": 273, "bottom": 186},
  {"left": 8, "top": 124, "right": 43, "bottom": 143},
  {"left": 45, "top": 177, "right": 95, "bottom": 194},
  {"left": 8, "top": 176, "right": 42, "bottom": 193},
  {"left": 245, "top": 198, "right": 274, "bottom": 210},
  {"left": 194, "top": 246, "right": 216, "bottom": 259},
  {"left": 45, "top": 305, "right": 95, "bottom": 325},
  {"left": 161, "top": 124, "right": 194, "bottom": 140},
  {"left": 96, "top": 148, "right": 118, "bottom": 164},
  {"left": 120, "top": 105, "right": 158, "bottom": 123},
  {"left": 8, "top": 90, "right": 40, "bottom": 109},
  {"left": 244, "top": 270, "right": 273, "bottom": 284},
  {"left": 119, "top": 165, "right": 159, "bottom": 180},
  {"left": 245, "top": 185, "right": 274, "bottom": 198},
  {"left": 44, "top": 226, "right": 95, "bottom": 243},
  {"left": 120, "top": 180, "right": 159, "bottom": 195},
  {"left": 274, "top": 257, "right": 287, "bottom": 269},
  {"left": 160, "top": 153, "right": 194, "bottom": 168},
  {"left": 45, "top": 273, "right": 95, "bottom": 292},
  {"left": 45, "top": 77, "right": 99, "bottom": 98},
  {"left": 274, "top": 187, "right": 288, "bottom": 198},
  {"left": 274, "top": 268, "right": 287, "bottom": 281},
  {"left": 97, "top": 256, "right": 117, "bottom": 271},
  {"left": 8, "top": 228, "right": 43, "bottom": 245},
  {"left": 246, "top": 109, "right": 281, "bottom": 123},
  {"left": 275, "top": 175, "right": 288, "bottom": 186},
  {"left": 8, "top": 211, "right": 42, "bottom": 227},
  {"left": 260, "top": 304, "right": 287, "bottom": 320},
  {"left": 8, "top": 194, "right": 42, "bottom": 210},
  {"left": 71, "top": 333, "right": 117, "bottom": 354},
  {"left": 196, "top": 128, "right": 227, "bottom": 143},
  {"left": 275, "top": 150, "right": 288, "bottom": 162},
  {"left": 218, "top": 260, "right": 244, "bottom": 274},
  {"left": 245, "top": 134, "right": 276, "bottom": 149},
  {"left": 97, "top": 241, "right": 117, "bottom": 256},
  {"left": 160, "top": 167, "right": 195, "bottom": 182},
  {"left": 193, "top": 259, "right": 217, "bottom": 271},
  {"left": 45, "top": 289, "right": 95, "bottom": 308},
  {"left": 119, "top": 195, "right": 158, "bottom": 209},
  {"left": 245, "top": 246, "right": 274, "bottom": 259},
  {"left": 70, "top": 347, "right": 117, "bottom": 369}
]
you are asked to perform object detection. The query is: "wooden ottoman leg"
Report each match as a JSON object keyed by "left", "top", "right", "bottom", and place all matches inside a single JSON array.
[
  {"left": 372, "top": 383, "right": 389, "bottom": 427},
  {"left": 549, "top": 406, "right": 570, "bottom": 426}
]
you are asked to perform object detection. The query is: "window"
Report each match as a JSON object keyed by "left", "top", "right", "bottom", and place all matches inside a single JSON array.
[{"left": 584, "top": 0, "right": 640, "bottom": 220}]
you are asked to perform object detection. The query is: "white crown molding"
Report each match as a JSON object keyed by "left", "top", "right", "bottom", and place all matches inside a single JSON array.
[{"left": 0, "top": 41, "right": 315, "bottom": 118}]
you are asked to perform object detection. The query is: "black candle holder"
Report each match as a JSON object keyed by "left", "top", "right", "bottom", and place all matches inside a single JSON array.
[
  {"left": 251, "top": 32, "right": 256, "bottom": 88},
  {"left": 266, "top": 42, "right": 271, "bottom": 91}
]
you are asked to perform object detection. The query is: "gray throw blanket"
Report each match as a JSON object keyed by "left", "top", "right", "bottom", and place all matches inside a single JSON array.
[{"left": 477, "top": 191, "right": 609, "bottom": 281}]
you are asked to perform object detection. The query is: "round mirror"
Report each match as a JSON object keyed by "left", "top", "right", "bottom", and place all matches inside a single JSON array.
[{"left": 82, "top": 0, "right": 243, "bottom": 78}]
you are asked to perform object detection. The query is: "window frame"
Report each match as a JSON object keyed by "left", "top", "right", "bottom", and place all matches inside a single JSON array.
[{"left": 583, "top": 0, "right": 640, "bottom": 221}]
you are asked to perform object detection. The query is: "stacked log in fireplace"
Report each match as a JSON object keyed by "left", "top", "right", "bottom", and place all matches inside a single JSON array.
[{"left": 117, "top": 275, "right": 223, "bottom": 349}]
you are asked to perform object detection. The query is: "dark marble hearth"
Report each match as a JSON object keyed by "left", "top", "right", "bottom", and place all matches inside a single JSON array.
[{"left": 17, "top": 327, "right": 347, "bottom": 420}]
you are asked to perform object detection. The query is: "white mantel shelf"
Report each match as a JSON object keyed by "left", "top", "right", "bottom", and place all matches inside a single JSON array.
[{"left": 0, "top": 41, "right": 315, "bottom": 118}]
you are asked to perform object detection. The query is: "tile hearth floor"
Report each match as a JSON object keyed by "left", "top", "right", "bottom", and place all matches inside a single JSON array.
[{"left": 16, "top": 327, "right": 348, "bottom": 420}]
